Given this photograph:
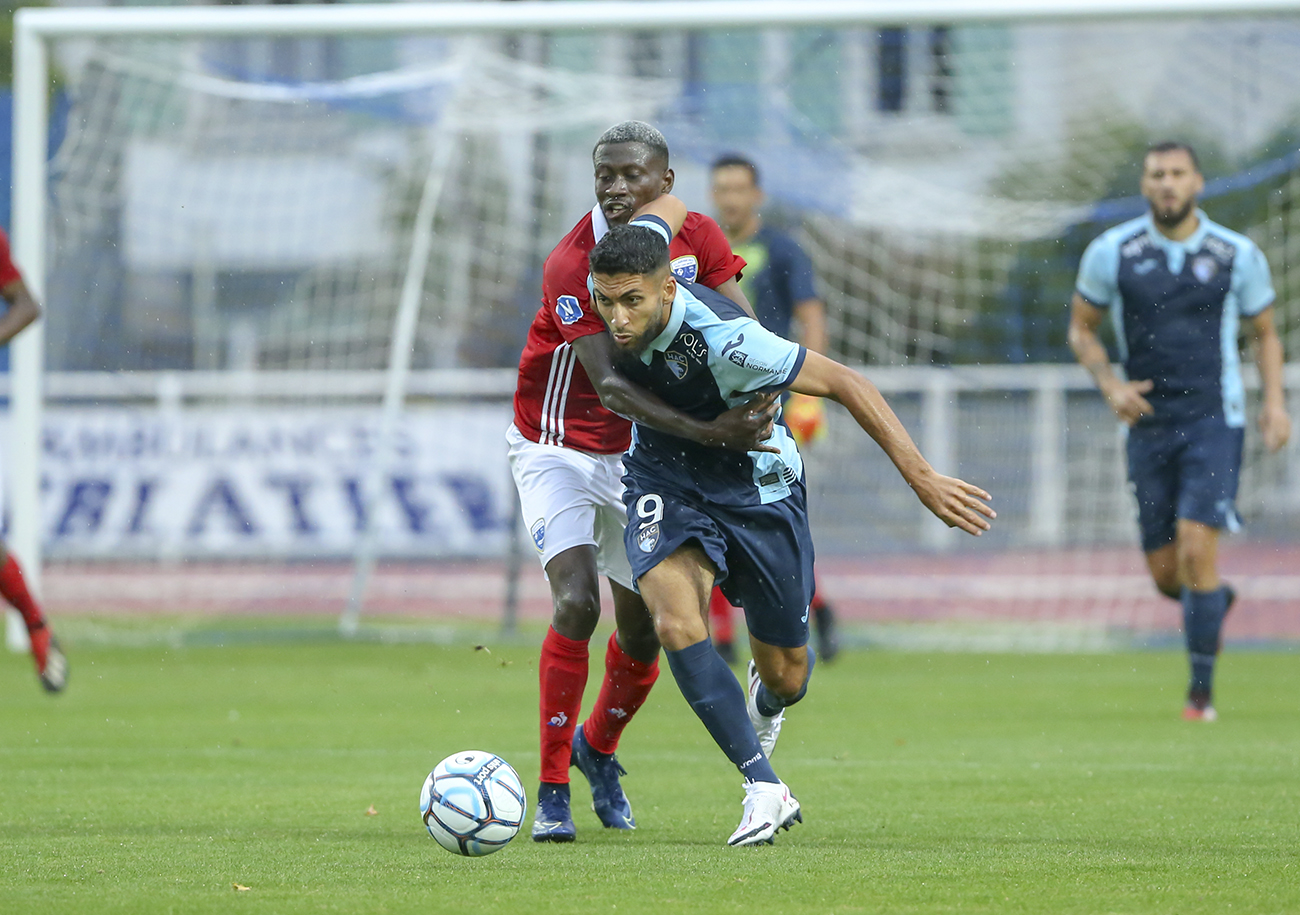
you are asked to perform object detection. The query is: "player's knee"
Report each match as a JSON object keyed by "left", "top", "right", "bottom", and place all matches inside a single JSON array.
[
  {"left": 550, "top": 586, "right": 601, "bottom": 640},
  {"left": 1151, "top": 569, "right": 1181, "bottom": 599},
  {"left": 1176, "top": 541, "right": 1216, "bottom": 584},
  {"left": 617, "top": 619, "right": 660, "bottom": 662},
  {"left": 651, "top": 612, "right": 703, "bottom": 653},
  {"left": 757, "top": 656, "right": 809, "bottom": 701}
]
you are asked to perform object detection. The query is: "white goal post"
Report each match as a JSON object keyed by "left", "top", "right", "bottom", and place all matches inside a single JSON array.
[{"left": 8, "top": 0, "right": 1300, "bottom": 642}]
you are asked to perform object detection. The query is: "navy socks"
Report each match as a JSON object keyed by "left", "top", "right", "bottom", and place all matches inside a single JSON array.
[
  {"left": 1182, "top": 586, "right": 1230, "bottom": 701},
  {"left": 665, "top": 639, "right": 778, "bottom": 784}
]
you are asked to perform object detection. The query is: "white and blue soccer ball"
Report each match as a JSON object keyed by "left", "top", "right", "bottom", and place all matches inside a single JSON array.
[{"left": 419, "top": 751, "right": 526, "bottom": 857}]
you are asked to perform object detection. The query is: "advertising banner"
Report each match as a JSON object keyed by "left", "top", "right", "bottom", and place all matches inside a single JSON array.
[{"left": 3, "top": 406, "right": 517, "bottom": 560}]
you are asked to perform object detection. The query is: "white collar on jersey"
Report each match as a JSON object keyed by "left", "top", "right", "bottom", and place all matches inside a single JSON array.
[
  {"left": 639, "top": 286, "right": 688, "bottom": 364},
  {"left": 591, "top": 204, "right": 610, "bottom": 243}
]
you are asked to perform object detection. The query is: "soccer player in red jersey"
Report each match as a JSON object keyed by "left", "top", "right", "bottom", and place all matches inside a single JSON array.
[
  {"left": 0, "top": 227, "right": 68, "bottom": 693},
  {"left": 510, "top": 121, "right": 772, "bottom": 841}
]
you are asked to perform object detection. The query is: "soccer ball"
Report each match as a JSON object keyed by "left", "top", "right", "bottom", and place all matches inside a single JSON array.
[{"left": 419, "top": 751, "right": 526, "bottom": 857}]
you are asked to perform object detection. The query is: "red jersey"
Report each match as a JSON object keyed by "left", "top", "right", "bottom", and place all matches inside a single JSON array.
[
  {"left": 512, "top": 206, "right": 745, "bottom": 454},
  {"left": 0, "top": 228, "right": 24, "bottom": 288}
]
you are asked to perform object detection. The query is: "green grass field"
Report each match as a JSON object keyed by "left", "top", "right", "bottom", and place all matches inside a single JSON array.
[{"left": 1, "top": 622, "right": 1297, "bottom": 914}]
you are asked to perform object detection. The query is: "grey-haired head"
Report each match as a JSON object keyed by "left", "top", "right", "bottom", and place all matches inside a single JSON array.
[{"left": 592, "top": 120, "right": 670, "bottom": 168}]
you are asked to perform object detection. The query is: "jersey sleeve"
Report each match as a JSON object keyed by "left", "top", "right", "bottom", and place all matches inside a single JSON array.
[
  {"left": 0, "top": 229, "right": 24, "bottom": 288},
  {"left": 708, "top": 317, "right": 807, "bottom": 396},
  {"left": 683, "top": 214, "right": 746, "bottom": 287},
  {"left": 1075, "top": 234, "right": 1119, "bottom": 308},
  {"left": 1233, "top": 240, "right": 1276, "bottom": 317},
  {"left": 543, "top": 249, "right": 607, "bottom": 343}
]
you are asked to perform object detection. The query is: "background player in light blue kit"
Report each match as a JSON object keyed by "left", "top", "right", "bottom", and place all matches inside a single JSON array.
[
  {"left": 1068, "top": 141, "right": 1291, "bottom": 721},
  {"left": 588, "top": 222, "right": 995, "bottom": 845}
]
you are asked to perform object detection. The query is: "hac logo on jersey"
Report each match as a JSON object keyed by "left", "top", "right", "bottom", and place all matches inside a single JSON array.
[
  {"left": 670, "top": 255, "right": 699, "bottom": 283},
  {"left": 556, "top": 295, "right": 583, "bottom": 325}
]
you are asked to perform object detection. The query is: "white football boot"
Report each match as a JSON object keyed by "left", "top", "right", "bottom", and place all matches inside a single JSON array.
[
  {"left": 727, "top": 780, "right": 802, "bottom": 846},
  {"left": 746, "top": 660, "right": 784, "bottom": 759}
]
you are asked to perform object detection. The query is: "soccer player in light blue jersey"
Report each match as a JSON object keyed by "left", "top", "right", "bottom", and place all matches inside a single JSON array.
[
  {"left": 1069, "top": 141, "right": 1291, "bottom": 721},
  {"left": 588, "top": 221, "right": 995, "bottom": 845}
]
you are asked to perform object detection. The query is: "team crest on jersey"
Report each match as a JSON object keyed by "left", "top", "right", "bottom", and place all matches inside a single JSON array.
[
  {"left": 636, "top": 522, "right": 661, "bottom": 553},
  {"left": 1191, "top": 255, "right": 1218, "bottom": 284},
  {"left": 670, "top": 255, "right": 699, "bottom": 283},
  {"left": 664, "top": 351, "right": 689, "bottom": 379},
  {"left": 556, "top": 295, "right": 583, "bottom": 325},
  {"left": 530, "top": 520, "right": 546, "bottom": 552}
]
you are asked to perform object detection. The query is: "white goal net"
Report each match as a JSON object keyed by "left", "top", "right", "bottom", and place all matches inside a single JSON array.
[{"left": 8, "top": 2, "right": 1300, "bottom": 647}]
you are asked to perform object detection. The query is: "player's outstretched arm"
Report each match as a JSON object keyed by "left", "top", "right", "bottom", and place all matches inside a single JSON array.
[
  {"left": 575, "top": 331, "right": 780, "bottom": 453},
  {"left": 0, "top": 279, "right": 41, "bottom": 346},
  {"left": 1250, "top": 305, "right": 1292, "bottom": 453},
  {"left": 788, "top": 351, "right": 994, "bottom": 536},
  {"left": 1068, "top": 293, "right": 1153, "bottom": 425}
]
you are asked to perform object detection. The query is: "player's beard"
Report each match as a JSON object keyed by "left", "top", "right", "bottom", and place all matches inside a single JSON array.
[
  {"left": 612, "top": 307, "right": 669, "bottom": 366},
  {"left": 1150, "top": 196, "right": 1196, "bottom": 229}
]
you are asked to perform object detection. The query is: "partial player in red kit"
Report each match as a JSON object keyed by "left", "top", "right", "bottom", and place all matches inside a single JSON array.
[
  {"left": 509, "top": 121, "right": 775, "bottom": 842},
  {"left": 0, "top": 227, "right": 68, "bottom": 693}
]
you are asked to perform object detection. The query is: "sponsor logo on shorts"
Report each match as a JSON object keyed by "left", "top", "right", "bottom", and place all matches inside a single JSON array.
[
  {"left": 530, "top": 519, "right": 546, "bottom": 552},
  {"left": 556, "top": 295, "right": 583, "bottom": 325},
  {"left": 670, "top": 255, "right": 699, "bottom": 283},
  {"left": 664, "top": 351, "right": 689, "bottom": 379},
  {"left": 637, "top": 522, "right": 661, "bottom": 553}
]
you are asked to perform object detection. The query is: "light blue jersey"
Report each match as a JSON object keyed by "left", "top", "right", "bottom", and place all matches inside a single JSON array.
[
  {"left": 617, "top": 281, "right": 808, "bottom": 506},
  {"left": 1076, "top": 210, "right": 1274, "bottom": 426}
]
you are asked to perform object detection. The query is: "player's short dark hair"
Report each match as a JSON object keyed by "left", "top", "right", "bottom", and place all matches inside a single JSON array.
[
  {"left": 589, "top": 224, "right": 670, "bottom": 278},
  {"left": 593, "top": 121, "right": 670, "bottom": 168},
  {"left": 710, "top": 153, "right": 760, "bottom": 187},
  {"left": 1146, "top": 140, "right": 1200, "bottom": 172}
]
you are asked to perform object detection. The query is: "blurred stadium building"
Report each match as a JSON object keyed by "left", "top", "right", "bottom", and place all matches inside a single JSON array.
[{"left": 2, "top": 0, "right": 1298, "bottom": 645}]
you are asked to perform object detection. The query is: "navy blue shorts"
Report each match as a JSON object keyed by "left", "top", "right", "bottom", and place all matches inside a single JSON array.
[
  {"left": 1126, "top": 414, "right": 1244, "bottom": 553},
  {"left": 622, "top": 477, "right": 815, "bottom": 649}
]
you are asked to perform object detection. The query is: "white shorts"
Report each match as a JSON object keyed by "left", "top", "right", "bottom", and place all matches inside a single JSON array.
[{"left": 506, "top": 423, "right": 633, "bottom": 590}]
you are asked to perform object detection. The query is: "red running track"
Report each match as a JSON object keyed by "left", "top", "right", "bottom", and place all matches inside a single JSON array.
[{"left": 39, "top": 542, "right": 1300, "bottom": 640}]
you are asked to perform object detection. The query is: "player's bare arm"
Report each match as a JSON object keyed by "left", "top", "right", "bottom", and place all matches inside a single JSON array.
[
  {"left": 787, "top": 350, "right": 995, "bottom": 536},
  {"left": 1068, "top": 292, "right": 1153, "bottom": 425},
  {"left": 0, "top": 279, "right": 41, "bottom": 345},
  {"left": 635, "top": 194, "right": 687, "bottom": 237},
  {"left": 573, "top": 331, "right": 778, "bottom": 453},
  {"left": 1249, "top": 305, "right": 1292, "bottom": 452},
  {"left": 791, "top": 298, "right": 828, "bottom": 354},
  {"left": 713, "top": 276, "right": 757, "bottom": 319}
]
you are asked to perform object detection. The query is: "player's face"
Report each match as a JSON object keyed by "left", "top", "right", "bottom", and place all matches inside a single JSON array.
[
  {"left": 591, "top": 267, "right": 676, "bottom": 356},
  {"left": 1140, "top": 149, "right": 1203, "bottom": 228},
  {"left": 710, "top": 165, "right": 763, "bottom": 233},
  {"left": 594, "top": 143, "right": 674, "bottom": 225}
]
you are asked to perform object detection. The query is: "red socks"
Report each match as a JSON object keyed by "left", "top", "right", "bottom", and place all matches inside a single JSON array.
[
  {"left": 583, "top": 632, "right": 660, "bottom": 755},
  {"left": 538, "top": 627, "right": 589, "bottom": 784},
  {"left": 708, "top": 586, "right": 734, "bottom": 645},
  {"left": 539, "top": 627, "right": 662, "bottom": 780},
  {"left": 0, "top": 554, "right": 45, "bottom": 633}
]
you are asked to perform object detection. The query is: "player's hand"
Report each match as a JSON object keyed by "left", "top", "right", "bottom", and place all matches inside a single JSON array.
[
  {"left": 1103, "top": 378, "right": 1155, "bottom": 426},
  {"left": 704, "top": 393, "right": 780, "bottom": 453},
  {"left": 1260, "top": 401, "right": 1292, "bottom": 453},
  {"left": 784, "top": 392, "right": 827, "bottom": 448},
  {"left": 909, "top": 469, "right": 995, "bottom": 536}
]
